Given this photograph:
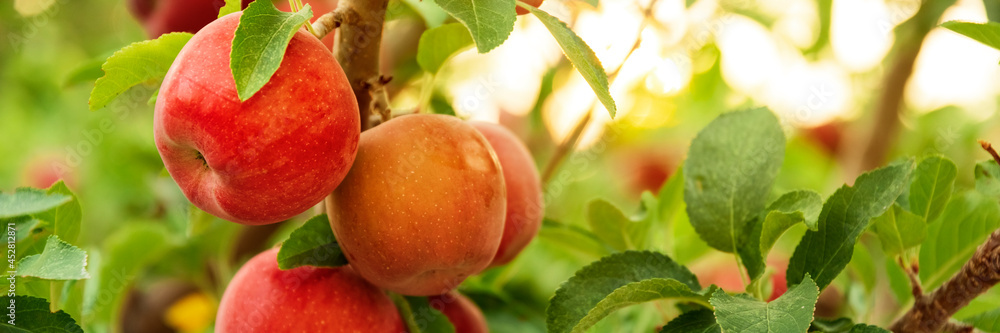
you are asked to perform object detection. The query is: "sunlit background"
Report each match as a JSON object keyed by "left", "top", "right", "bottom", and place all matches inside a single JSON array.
[{"left": 3, "top": 0, "right": 1000, "bottom": 331}]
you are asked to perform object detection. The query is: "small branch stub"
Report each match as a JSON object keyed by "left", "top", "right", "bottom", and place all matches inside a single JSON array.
[{"left": 311, "top": 9, "right": 346, "bottom": 40}]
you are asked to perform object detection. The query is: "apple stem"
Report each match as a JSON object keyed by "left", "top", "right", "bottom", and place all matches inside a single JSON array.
[{"left": 980, "top": 140, "right": 1000, "bottom": 166}]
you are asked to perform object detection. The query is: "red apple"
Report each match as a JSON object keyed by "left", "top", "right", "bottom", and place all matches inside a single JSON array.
[
  {"left": 21, "top": 154, "right": 76, "bottom": 189},
  {"left": 216, "top": 248, "right": 406, "bottom": 332},
  {"left": 429, "top": 292, "right": 489, "bottom": 333},
  {"left": 470, "top": 122, "right": 543, "bottom": 267},
  {"left": 516, "top": 0, "right": 543, "bottom": 15},
  {"left": 768, "top": 270, "right": 787, "bottom": 301},
  {"left": 327, "top": 114, "right": 506, "bottom": 296},
  {"left": 154, "top": 12, "right": 359, "bottom": 225},
  {"left": 803, "top": 122, "right": 842, "bottom": 156},
  {"left": 128, "top": 0, "right": 252, "bottom": 38},
  {"left": 276, "top": 0, "right": 337, "bottom": 48}
]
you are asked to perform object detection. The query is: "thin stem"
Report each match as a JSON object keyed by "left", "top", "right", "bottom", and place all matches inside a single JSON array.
[
  {"left": 49, "top": 281, "right": 61, "bottom": 312},
  {"left": 733, "top": 252, "right": 749, "bottom": 289},
  {"left": 980, "top": 140, "right": 1000, "bottom": 166},
  {"left": 899, "top": 256, "right": 924, "bottom": 300}
]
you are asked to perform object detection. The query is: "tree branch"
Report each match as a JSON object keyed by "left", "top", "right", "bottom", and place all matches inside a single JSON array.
[
  {"left": 846, "top": 0, "right": 956, "bottom": 178},
  {"left": 890, "top": 228, "right": 1000, "bottom": 332},
  {"left": 332, "top": 0, "right": 391, "bottom": 131}
]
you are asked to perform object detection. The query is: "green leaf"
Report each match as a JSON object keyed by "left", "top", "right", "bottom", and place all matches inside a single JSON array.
[
  {"left": 89, "top": 32, "right": 193, "bottom": 111},
  {"left": 919, "top": 191, "right": 1000, "bottom": 289},
  {"left": 659, "top": 309, "right": 720, "bottom": 333},
  {"left": 739, "top": 190, "right": 823, "bottom": 280},
  {"left": 908, "top": 155, "right": 956, "bottom": 222},
  {"left": 0, "top": 295, "right": 83, "bottom": 333},
  {"left": 277, "top": 214, "right": 348, "bottom": 270},
  {"left": 587, "top": 199, "right": 650, "bottom": 251},
  {"left": 63, "top": 55, "right": 108, "bottom": 87},
  {"left": 538, "top": 219, "right": 613, "bottom": 258},
  {"left": 683, "top": 108, "right": 785, "bottom": 253},
  {"left": 581, "top": 279, "right": 711, "bottom": 333},
  {"left": 711, "top": 275, "right": 819, "bottom": 333},
  {"left": 0, "top": 188, "right": 70, "bottom": 219},
  {"left": 417, "top": 23, "right": 474, "bottom": 73},
  {"left": 230, "top": 0, "right": 312, "bottom": 101},
  {"left": 787, "top": 160, "right": 914, "bottom": 290},
  {"left": 186, "top": 204, "right": 216, "bottom": 237},
  {"left": 17, "top": 235, "right": 90, "bottom": 280},
  {"left": 547, "top": 251, "right": 702, "bottom": 333},
  {"left": 392, "top": 294, "right": 456, "bottom": 333},
  {"left": 33, "top": 181, "right": 82, "bottom": 244},
  {"left": 83, "top": 223, "right": 173, "bottom": 322},
  {"left": 522, "top": 4, "right": 616, "bottom": 118},
  {"left": 658, "top": 166, "right": 684, "bottom": 227},
  {"left": 871, "top": 204, "right": 926, "bottom": 257},
  {"left": 810, "top": 317, "right": 855, "bottom": 332},
  {"left": 219, "top": 0, "right": 242, "bottom": 18},
  {"left": 961, "top": 307, "right": 1000, "bottom": 332},
  {"left": 848, "top": 324, "right": 891, "bottom": 333},
  {"left": 433, "top": 0, "right": 515, "bottom": 53},
  {"left": 940, "top": 21, "right": 1000, "bottom": 50},
  {"left": 975, "top": 159, "right": 1000, "bottom": 198}
]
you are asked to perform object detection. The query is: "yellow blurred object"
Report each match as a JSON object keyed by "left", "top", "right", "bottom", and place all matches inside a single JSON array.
[
  {"left": 13, "top": 0, "right": 55, "bottom": 17},
  {"left": 164, "top": 292, "right": 216, "bottom": 333}
]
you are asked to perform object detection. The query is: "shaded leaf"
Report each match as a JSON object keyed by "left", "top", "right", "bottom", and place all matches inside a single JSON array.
[
  {"left": 848, "top": 324, "right": 891, "bottom": 333},
  {"left": 587, "top": 199, "right": 649, "bottom": 251},
  {"left": 417, "top": 23, "right": 474, "bottom": 73},
  {"left": 871, "top": 204, "right": 926, "bottom": 257},
  {"left": 961, "top": 307, "right": 1000, "bottom": 332},
  {"left": 659, "top": 309, "right": 720, "bottom": 333},
  {"left": 277, "top": 214, "right": 348, "bottom": 270},
  {"left": 810, "top": 317, "right": 854, "bottom": 332},
  {"left": 392, "top": 295, "right": 457, "bottom": 333},
  {"left": 740, "top": 190, "right": 823, "bottom": 279},
  {"left": 33, "top": 181, "right": 82, "bottom": 245},
  {"left": 538, "top": 219, "right": 613, "bottom": 258},
  {"left": 0, "top": 295, "right": 83, "bottom": 333},
  {"left": 787, "top": 160, "right": 914, "bottom": 289},
  {"left": 975, "top": 159, "right": 1000, "bottom": 198},
  {"left": 547, "top": 251, "right": 701, "bottom": 333},
  {"left": 919, "top": 191, "right": 1000, "bottom": 290}
]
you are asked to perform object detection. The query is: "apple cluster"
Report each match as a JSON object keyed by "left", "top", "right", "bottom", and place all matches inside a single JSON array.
[{"left": 149, "top": 5, "right": 544, "bottom": 331}]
